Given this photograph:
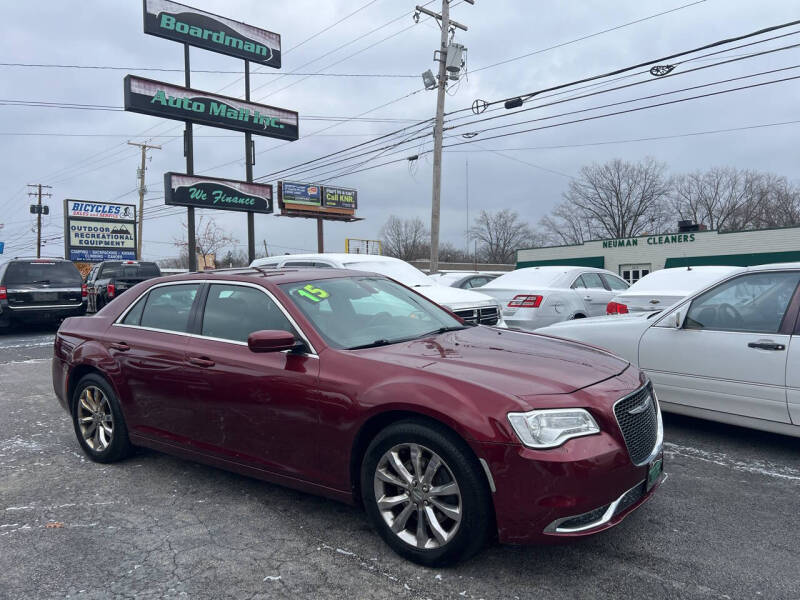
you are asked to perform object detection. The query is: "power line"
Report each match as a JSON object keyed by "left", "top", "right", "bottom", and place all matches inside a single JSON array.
[
  {"left": 445, "top": 62, "right": 800, "bottom": 139},
  {"left": 483, "top": 17, "right": 800, "bottom": 110},
  {"left": 0, "top": 62, "right": 417, "bottom": 78},
  {"left": 441, "top": 119, "right": 800, "bottom": 152},
  {"left": 470, "top": 0, "right": 709, "bottom": 75},
  {"left": 443, "top": 73, "right": 800, "bottom": 148}
]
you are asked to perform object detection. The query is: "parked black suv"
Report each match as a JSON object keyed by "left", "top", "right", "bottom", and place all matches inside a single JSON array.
[
  {"left": 85, "top": 260, "right": 161, "bottom": 313},
  {"left": 0, "top": 258, "right": 86, "bottom": 329}
]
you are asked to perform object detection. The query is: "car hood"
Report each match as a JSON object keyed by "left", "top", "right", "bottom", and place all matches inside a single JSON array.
[
  {"left": 359, "top": 326, "right": 629, "bottom": 397},
  {"left": 411, "top": 284, "right": 497, "bottom": 309}
]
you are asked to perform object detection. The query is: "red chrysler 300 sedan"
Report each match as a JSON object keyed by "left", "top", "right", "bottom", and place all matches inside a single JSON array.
[{"left": 52, "top": 268, "right": 664, "bottom": 565}]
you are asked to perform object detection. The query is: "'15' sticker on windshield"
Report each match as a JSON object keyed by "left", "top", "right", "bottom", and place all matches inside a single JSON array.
[{"left": 295, "top": 284, "right": 330, "bottom": 303}]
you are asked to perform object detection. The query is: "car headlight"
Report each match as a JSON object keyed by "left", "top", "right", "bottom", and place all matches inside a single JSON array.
[{"left": 507, "top": 408, "right": 600, "bottom": 449}]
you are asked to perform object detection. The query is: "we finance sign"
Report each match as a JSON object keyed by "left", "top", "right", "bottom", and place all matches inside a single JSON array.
[
  {"left": 124, "top": 75, "right": 299, "bottom": 141},
  {"left": 143, "top": 0, "right": 281, "bottom": 68}
]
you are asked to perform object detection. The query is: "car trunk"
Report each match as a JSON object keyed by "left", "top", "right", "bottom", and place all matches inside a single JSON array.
[
  {"left": 612, "top": 292, "right": 685, "bottom": 313},
  {"left": 5, "top": 261, "right": 83, "bottom": 307}
]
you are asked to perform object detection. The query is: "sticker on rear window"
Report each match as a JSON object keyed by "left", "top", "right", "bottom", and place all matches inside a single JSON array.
[{"left": 294, "top": 284, "right": 329, "bottom": 303}]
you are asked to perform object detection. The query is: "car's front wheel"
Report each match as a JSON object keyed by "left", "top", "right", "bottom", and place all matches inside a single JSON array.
[
  {"left": 361, "top": 421, "right": 492, "bottom": 566},
  {"left": 71, "top": 374, "right": 132, "bottom": 463}
]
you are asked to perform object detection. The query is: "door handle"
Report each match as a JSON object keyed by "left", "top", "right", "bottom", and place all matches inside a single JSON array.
[
  {"left": 188, "top": 356, "right": 215, "bottom": 368},
  {"left": 747, "top": 341, "right": 785, "bottom": 351},
  {"left": 110, "top": 341, "right": 130, "bottom": 352},
  {"left": 584, "top": 296, "right": 593, "bottom": 301}
]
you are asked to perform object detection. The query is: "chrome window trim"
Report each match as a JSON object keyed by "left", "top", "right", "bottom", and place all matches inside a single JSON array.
[
  {"left": 112, "top": 279, "right": 318, "bottom": 356},
  {"left": 612, "top": 381, "right": 664, "bottom": 467}
]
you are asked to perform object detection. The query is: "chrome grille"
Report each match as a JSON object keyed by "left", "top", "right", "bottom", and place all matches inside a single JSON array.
[
  {"left": 454, "top": 306, "right": 499, "bottom": 326},
  {"left": 613, "top": 384, "right": 659, "bottom": 465}
]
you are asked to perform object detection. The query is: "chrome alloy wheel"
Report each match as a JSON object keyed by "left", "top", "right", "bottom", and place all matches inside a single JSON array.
[
  {"left": 77, "top": 386, "right": 114, "bottom": 452},
  {"left": 373, "top": 443, "right": 462, "bottom": 549}
]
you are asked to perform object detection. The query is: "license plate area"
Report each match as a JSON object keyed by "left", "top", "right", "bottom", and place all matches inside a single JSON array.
[
  {"left": 32, "top": 292, "right": 57, "bottom": 302},
  {"left": 646, "top": 456, "right": 663, "bottom": 492}
]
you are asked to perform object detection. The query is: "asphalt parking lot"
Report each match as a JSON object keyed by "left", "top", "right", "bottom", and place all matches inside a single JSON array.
[{"left": 1, "top": 327, "right": 798, "bottom": 600}]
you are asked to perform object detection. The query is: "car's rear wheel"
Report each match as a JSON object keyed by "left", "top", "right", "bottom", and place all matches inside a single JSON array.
[
  {"left": 361, "top": 421, "right": 491, "bottom": 566},
  {"left": 71, "top": 374, "right": 132, "bottom": 463}
]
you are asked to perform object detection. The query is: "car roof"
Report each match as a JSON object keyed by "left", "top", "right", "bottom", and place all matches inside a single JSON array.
[
  {"left": 153, "top": 267, "right": 379, "bottom": 286},
  {"left": 253, "top": 253, "right": 398, "bottom": 265}
]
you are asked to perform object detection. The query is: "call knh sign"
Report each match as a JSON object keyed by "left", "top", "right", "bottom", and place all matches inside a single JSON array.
[
  {"left": 124, "top": 75, "right": 299, "bottom": 140},
  {"left": 143, "top": 0, "right": 281, "bottom": 68},
  {"left": 164, "top": 173, "right": 273, "bottom": 214}
]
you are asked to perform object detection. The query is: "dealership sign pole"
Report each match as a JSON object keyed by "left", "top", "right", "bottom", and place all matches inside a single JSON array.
[{"left": 137, "top": 0, "right": 286, "bottom": 270}]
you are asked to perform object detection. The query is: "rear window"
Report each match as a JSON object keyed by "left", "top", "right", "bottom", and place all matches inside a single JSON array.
[
  {"left": 99, "top": 262, "right": 160, "bottom": 279},
  {"left": 483, "top": 268, "right": 565, "bottom": 288},
  {"left": 3, "top": 261, "right": 82, "bottom": 286}
]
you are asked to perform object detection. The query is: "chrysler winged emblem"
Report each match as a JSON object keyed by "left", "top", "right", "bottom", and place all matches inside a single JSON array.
[{"left": 628, "top": 394, "right": 653, "bottom": 415}]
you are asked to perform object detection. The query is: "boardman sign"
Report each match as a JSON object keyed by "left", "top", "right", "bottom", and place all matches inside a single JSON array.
[
  {"left": 64, "top": 200, "right": 137, "bottom": 262},
  {"left": 143, "top": 0, "right": 281, "bottom": 68},
  {"left": 124, "top": 75, "right": 299, "bottom": 140},
  {"left": 165, "top": 172, "right": 273, "bottom": 214},
  {"left": 602, "top": 233, "right": 697, "bottom": 249}
]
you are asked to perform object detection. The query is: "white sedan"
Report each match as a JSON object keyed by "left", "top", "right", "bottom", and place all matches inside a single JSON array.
[
  {"left": 537, "top": 263, "right": 800, "bottom": 437},
  {"left": 479, "top": 266, "right": 629, "bottom": 330},
  {"left": 606, "top": 265, "right": 743, "bottom": 314}
]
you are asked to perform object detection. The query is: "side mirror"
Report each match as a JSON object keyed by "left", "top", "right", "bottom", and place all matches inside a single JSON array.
[
  {"left": 673, "top": 307, "right": 688, "bottom": 329},
  {"left": 247, "top": 330, "right": 298, "bottom": 353}
]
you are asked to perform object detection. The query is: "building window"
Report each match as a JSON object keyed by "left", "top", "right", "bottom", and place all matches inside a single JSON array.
[{"left": 619, "top": 264, "right": 652, "bottom": 284}]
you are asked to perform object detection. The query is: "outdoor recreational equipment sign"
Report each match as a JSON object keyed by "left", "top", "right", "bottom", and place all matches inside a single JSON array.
[
  {"left": 143, "top": 0, "right": 281, "bottom": 68},
  {"left": 164, "top": 172, "right": 273, "bottom": 214},
  {"left": 64, "top": 200, "right": 137, "bottom": 262},
  {"left": 124, "top": 75, "right": 299, "bottom": 141},
  {"left": 280, "top": 181, "right": 322, "bottom": 208}
]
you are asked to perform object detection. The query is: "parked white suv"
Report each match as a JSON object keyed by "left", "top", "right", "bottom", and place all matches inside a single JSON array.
[{"left": 250, "top": 253, "right": 505, "bottom": 327}]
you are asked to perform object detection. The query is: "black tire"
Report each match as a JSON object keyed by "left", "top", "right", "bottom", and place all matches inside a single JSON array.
[
  {"left": 360, "top": 420, "right": 492, "bottom": 566},
  {"left": 71, "top": 373, "right": 133, "bottom": 463}
]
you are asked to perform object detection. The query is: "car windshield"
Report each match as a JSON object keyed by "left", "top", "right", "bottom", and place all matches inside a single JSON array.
[
  {"left": 99, "top": 262, "right": 160, "bottom": 278},
  {"left": 4, "top": 261, "right": 82, "bottom": 285},
  {"left": 281, "top": 276, "right": 466, "bottom": 349},
  {"left": 341, "top": 260, "right": 432, "bottom": 287},
  {"left": 483, "top": 268, "right": 565, "bottom": 288}
]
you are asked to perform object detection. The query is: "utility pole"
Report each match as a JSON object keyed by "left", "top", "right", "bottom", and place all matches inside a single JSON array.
[
  {"left": 127, "top": 141, "right": 161, "bottom": 259},
  {"left": 27, "top": 184, "right": 52, "bottom": 258},
  {"left": 417, "top": 0, "right": 473, "bottom": 274}
]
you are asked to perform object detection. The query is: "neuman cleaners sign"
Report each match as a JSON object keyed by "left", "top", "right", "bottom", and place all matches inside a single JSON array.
[
  {"left": 143, "top": 0, "right": 281, "bottom": 68},
  {"left": 124, "top": 75, "right": 299, "bottom": 141}
]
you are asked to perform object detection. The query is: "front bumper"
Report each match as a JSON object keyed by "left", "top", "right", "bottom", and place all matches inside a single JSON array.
[{"left": 477, "top": 428, "right": 664, "bottom": 545}]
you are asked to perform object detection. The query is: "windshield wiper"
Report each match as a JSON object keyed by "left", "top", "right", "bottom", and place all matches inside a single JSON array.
[
  {"left": 416, "top": 325, "right": 469, "bottom": 338},
  {"left": 32, "top": 279, "right": 51, "bottom": 284},
  {"left": 348, "top": 339, "right": 393, "bottom": 350}
]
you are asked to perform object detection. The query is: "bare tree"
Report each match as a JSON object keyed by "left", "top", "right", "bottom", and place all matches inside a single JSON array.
[
  {"left": 380, "top": 216, "right": 430, "bottom": 261},
  {"left": 469, "top": 209, "right": 537, "bottom": 264},
  {"left": 670, "top": 168, "right": 800, "bottom": 231},
  {"left": 670, "top": 167, "right": 760, "bottom": 231},
  {"left": 541, "top": 158, "right": 670, "bottom": 242},
  {"left": 174, "top": 216, "right": 238, "bottom": 270}
]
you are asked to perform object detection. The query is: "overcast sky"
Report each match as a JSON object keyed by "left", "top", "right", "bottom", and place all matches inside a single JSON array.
[{"left": 1, "top": 0, "right": 798, "bottom": 261}]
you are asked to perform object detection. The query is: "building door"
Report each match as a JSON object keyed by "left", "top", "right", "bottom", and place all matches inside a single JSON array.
[{"left": 619, "top": 264, "right": 652, "bottom": 284}]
